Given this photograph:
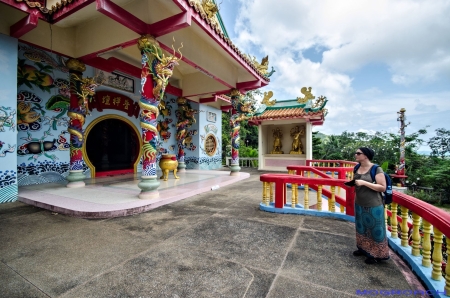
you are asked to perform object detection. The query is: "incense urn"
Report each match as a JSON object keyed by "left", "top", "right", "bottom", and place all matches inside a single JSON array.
[{"left": 159, "top": 154, "right": 179, "bottom": 181}]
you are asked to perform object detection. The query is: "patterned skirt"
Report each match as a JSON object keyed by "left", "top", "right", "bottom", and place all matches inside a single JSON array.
[{"left": 355, "top": 203, "right": 390, "bottom": 260}]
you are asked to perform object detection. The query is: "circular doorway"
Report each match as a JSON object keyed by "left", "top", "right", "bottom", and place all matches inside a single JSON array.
[{"left": 85, "top": 116, "right": 140, "bottom": 177}]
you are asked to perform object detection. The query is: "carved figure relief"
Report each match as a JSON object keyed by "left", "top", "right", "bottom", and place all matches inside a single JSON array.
[
  {"left": 271, "top": 128, "right": 283, "bottom": 154},
  {"left": 290, "top": 126, "right": 305, "bottom": 154}
]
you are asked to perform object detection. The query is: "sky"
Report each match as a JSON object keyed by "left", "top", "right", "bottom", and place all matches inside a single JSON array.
[{"left": 217, "top": 0, "right": 450, "bottom": 151}]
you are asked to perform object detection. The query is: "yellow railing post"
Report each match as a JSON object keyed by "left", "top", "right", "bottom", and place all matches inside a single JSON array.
[
  {"left": 304, "top": 184, "right": 309, "bottom": 210},
  {"left": 329, "top": 186, "right": 336, "bottom": 212},
  {"left": 445, "top": 236, "right": 450, "bottom": 296},
  {"left": 384, "top": 205, "right": 388, "bottom": 228},
  {"left": 291, "top": 184, "right": 297, "bottom": 208},
  {"left": 431, "top": 227, "right": 443, "bottom": 281},
  {"left": 401, "top": 206, "right": 409, "bottom": 247},
  {"left": 422, "top": 220, "right": 432, "bottom": 267},
  {"left": 390, "top": 202, "right": 398, "bottom": 238},
  {"left": 317, "top": 185, "right": 322, "bottom": 211},
  {"left": 270, "top": 182, "right": 274, "bottom": 203},
  {"left": 262, "top": 182, "right": 268, "bottom": 206},
  {"left": 411, "top": 213, "right": 421, "bottom": 256}
]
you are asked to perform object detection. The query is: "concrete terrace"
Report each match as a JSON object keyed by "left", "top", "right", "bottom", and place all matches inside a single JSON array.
[{"left": 0, "top": 168, "right": 428, "bottom": 297}]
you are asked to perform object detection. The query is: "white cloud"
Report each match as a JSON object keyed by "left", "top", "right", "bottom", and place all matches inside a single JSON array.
[
  {"left": 227, "top": 0, "right": 450, "bottom": 139},
  {"left": 233, "top": 0, "right": 450, "bottom": 85}
]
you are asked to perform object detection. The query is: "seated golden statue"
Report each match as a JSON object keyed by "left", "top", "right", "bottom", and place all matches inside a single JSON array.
[
  {"left": 271, "top": 128, "right": 283, "bottom": 154},
  {"left": 290, "top": 126, "right": 304, "bottom": 154}
]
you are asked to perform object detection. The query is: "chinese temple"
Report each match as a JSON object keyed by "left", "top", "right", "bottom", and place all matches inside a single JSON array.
[{"left": 0, "top": 0, "right": 272, "bottom": 203}]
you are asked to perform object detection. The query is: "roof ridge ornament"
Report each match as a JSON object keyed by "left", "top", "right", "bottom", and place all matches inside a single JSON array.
[
  {"left": 297, "top": 87, "right": 315, "bottom": 104},
  {"left": 261, "top": 91, "right": 276, "bottom": 106}
]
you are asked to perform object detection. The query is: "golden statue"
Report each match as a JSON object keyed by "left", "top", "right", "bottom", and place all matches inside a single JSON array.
[
  {"left": 271, "top": 128, "right": 283, "bottom": 154},
  {"left": 290, "top": 126, "right": 304, "bottom": 154},
  {"left": 261, "top": 91, "right": 276, "bottom": 106},
  {"left": 297, "top": 87, "right": 315, "bottom": 104}
]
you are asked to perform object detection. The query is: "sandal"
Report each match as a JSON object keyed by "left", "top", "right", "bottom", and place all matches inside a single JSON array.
[
  {"left": 353, "top": 250, "right": 364, "bottom": 256},
  {"left": 364, "top": 258, "right": 377, "bottom": 264}
]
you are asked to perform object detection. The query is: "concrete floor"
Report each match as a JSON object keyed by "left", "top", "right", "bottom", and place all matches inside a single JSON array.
[{"left": 0, "top": 168, "right": 427, "bottom": 297}]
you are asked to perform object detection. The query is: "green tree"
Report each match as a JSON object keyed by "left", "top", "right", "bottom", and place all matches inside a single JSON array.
[
  {"left": 428, "top": 128, "right": 450, "bottom": 159},
  {"left": 312, "top": 131, "right": 322, "bottom": 159}
]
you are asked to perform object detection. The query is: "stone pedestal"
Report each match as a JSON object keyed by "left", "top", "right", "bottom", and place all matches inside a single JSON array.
[
  {"left": 393, "top": 186, "right": 408, "bottom": 194},
  {"left": 138, "top": 176, "right": 160, "bottom": 199},
  {"left": 177, "top": 162, "right": 187, "bottom": 173},
  {"left": 66, "top": 170, "right": 86, "bottom": 188},
  {"left": 230, "top": 164, "right": 241, "bottom": 176}
]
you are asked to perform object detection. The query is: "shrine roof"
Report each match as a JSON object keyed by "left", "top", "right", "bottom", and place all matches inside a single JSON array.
[
  {"left": 251, "top": 98, "right": 328, "bottom": 125},
  {"left": 252, "top": 107, "right": 325, "bottom": 120}
]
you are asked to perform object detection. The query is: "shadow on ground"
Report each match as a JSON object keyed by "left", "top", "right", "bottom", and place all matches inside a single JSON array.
[{"left": 0, "top": 167, "right": 423, "bottom": 297}]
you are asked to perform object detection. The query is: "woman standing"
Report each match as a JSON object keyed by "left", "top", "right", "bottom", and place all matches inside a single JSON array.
[{"left": 353, "top": 147, "right": 390, "bottom": 264}]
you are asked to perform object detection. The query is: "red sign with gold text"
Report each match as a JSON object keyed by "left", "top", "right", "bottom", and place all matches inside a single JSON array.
[{"left": 90, "top": 91, "right": 140, "bottom": 118}]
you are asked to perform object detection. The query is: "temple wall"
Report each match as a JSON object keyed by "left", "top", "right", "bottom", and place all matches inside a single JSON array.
[
  {"left": 16, "top": 43, "right": 144, "bottom": 185},
  {"left": 0, "top": 34, "right": 18, "bottom": 203},
  {"left": 14, "top": 43, "right": 221, "bottom": 185}
]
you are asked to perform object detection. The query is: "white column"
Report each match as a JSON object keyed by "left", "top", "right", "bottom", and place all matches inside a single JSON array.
[
  {"left": 258, "top": 125, "right": 263, "bottom": 170},
  {"left": 306, "top": 122, "right": 313, "bottom": 160}
]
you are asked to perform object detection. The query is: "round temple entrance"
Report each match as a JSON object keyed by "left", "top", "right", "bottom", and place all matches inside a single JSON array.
[{"left": 85, "top": 118, "right": 140, "bottom": 177}]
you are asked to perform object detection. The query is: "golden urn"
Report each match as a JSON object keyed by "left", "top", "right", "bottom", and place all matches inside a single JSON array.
[{"left": 159, "top": 154, "right": 179, "bottom": 181}]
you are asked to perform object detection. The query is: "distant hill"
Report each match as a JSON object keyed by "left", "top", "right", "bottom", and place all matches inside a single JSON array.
[{"left": 313, "top": 132, "right": 327, "bottom": 140}]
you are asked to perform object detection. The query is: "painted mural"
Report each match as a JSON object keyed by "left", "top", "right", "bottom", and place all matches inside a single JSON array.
[
  {"left": 0, "top": 34, "right": 18, "bottom": 203},
  {"left": 17, "top": 43, "right": 78, "bottom": 186}
]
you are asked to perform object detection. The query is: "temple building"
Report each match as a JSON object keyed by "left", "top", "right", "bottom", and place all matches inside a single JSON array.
[
  {"left": 249, "top": 88, "right": 328, "bottom": 171},
  {"left": 0, "top": 0, "right": 272, "bottom": 203}
]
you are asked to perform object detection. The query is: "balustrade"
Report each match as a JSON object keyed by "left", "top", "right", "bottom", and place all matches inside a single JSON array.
[{"left": 259, "top": 160, "right": 450, "bottom": 296}]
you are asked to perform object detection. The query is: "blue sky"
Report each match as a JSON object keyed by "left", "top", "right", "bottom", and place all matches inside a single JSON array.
[{"left": 218, "top": 0, "right": 450, "bottom": 150}]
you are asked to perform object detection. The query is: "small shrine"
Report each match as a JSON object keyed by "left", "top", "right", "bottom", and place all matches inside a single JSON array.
[{"left": 249, "top": 88, "right": 328, "bottom": 171}]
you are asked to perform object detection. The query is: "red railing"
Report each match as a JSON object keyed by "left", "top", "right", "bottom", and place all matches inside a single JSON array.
[{"left": 259, "top": 160, "right": 450, "bottom": 295}]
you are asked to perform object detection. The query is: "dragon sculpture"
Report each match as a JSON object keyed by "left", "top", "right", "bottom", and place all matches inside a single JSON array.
[
  {"left": 175, "top": 97, "right": 197, "bottom": 165},
  {"left": 137, "top": 35, "right": 182, "bottom": 177},
  {"left": 66, "top": 71, "right": 100, "bottom": 171},
  {"left": 229, "top": 89, "right": 255, "bottom": 166},
  {"left": 200, "top": 0, "right": 219, "bottom": 28}
]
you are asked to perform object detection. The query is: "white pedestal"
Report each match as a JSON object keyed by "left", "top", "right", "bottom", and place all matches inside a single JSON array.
[{"left": 393, "top": 186, "right": 408, "bottom": 194}]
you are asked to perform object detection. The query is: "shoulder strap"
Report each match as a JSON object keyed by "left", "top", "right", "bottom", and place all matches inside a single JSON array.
[
  {"left": 370, "top": 164, "right": 379, "bottom": 182},
  {"left": 353, "top": 164, "right": 360, "bottom": 173}
]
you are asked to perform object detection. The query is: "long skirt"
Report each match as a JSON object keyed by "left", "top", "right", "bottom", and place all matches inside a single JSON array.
[{"left": 355, "top": 203, "right": 390, "bottom": 260}]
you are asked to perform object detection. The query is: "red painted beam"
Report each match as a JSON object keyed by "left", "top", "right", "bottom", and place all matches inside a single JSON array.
[
  {"left": 10, "top": 11, "right": 38, "bottom": 38},
  {"left": 148, "top": 11, "right": 192, "bottom": 38},
  {"left": 1, "top": 0, "right": 47, "bottom": 19},
  {"left": 165, "top": 84, "right": 182, "bottom": 97},
  {"left": 96, "top": 0, "right": 147, "bottom": 35},
  {"left": 51, "top": 0, "right": 94, "bottom": 23},
  {"left": 236, "top": 80, "right": 261, "bottom": 92},
  {"left": 199, "top": 96, "right": 216, "bottom": 103},
  {"left": 220, "top": 105, "right": 232, "bottom": 112}
]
